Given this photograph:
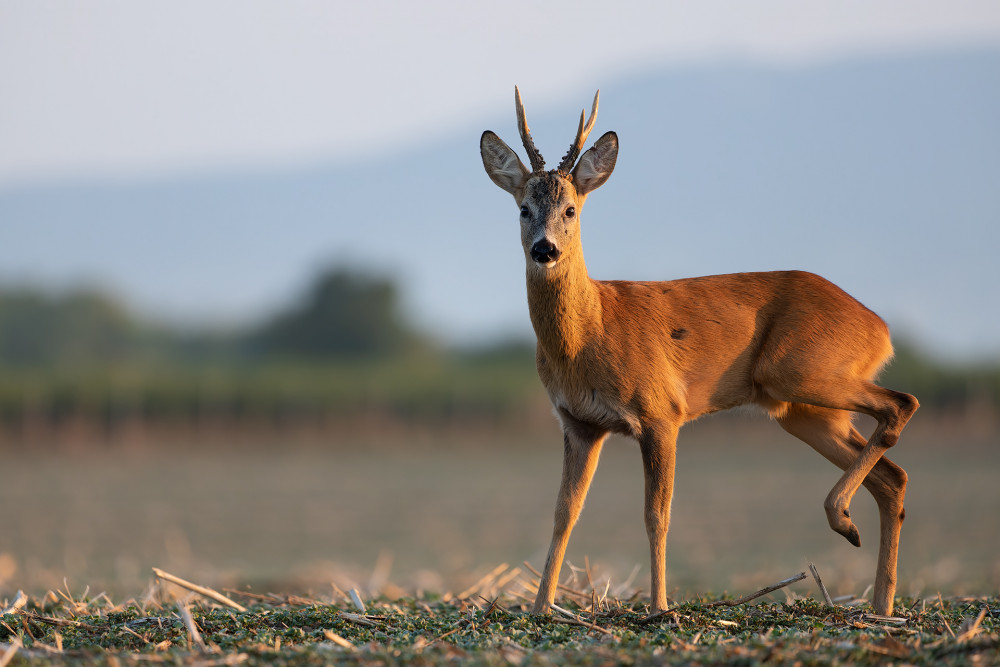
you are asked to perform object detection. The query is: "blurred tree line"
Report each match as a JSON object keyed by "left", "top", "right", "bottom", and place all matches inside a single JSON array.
[
  {"left": 0, "top": 268, "right": 421, "bottom": 366},
  {"left": 0, "top": 267, "right": 541, "bottom": 443},
  {"left": 0, "top": 266, "right": 996, "bottom": 443}
]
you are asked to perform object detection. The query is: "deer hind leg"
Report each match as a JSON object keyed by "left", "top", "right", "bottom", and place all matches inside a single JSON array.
[
  {"left": 531, "top": 420, "right": 608, "bottom": 615},
  {"left": 766, "top": 378, "right": 916, "bottom": 545},
  {"left": 639, "top": 421, "right": 679, "bottom": 614},
  {"left": 822, "top": 382, "right": 916, "bottom": 549},
  {"left": 778, "top": 403, "right": 908, "bottom": 616}
]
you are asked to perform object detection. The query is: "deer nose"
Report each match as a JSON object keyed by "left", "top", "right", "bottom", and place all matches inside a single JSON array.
[{"left": 530, "top": 240, "right": 560, "bottom": 264}]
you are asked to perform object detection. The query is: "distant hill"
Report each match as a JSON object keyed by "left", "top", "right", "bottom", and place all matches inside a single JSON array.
[{"left": 2, "top": 47, "right": 998, "bottom": 358}]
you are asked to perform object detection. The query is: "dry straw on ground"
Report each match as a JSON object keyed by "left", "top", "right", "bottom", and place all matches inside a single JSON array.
[{"left": 1, "top": 563, "right": 998, "bottom": 665}]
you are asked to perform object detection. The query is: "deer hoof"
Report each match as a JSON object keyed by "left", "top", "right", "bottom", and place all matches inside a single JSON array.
[
  {"left": 840, "top": 524, "right": 862, "bottom": 547},
  {"left": 826, "top": 502, "right": 862, "bottom": 547}
]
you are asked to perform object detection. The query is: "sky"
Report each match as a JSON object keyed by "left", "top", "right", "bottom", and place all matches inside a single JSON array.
[
  {"left": 1, "top": 1, "right": 999, "bottom": 360},
  {"left": 3, "top": 1, "right": 1000, "bottom": 187}
]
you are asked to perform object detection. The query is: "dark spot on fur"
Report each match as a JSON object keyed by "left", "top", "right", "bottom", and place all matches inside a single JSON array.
[
  {"left": 670, "top": 328, "right": 688, "bottom": 340},
  {"left": 899, "top": 508, "right": 906, "bottom": 522}
]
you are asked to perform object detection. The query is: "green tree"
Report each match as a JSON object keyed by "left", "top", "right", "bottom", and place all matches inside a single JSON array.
[
  {"left": 248, "top": 267, "right": 420, "bottom": 359},
  {"left": 0, "top": 288, "right": 150, "bottom": 367}
]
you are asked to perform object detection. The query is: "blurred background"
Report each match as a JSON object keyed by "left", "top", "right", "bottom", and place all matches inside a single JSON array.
[{"left": 1, "top": 1, "right": 998, "bottom": 604}]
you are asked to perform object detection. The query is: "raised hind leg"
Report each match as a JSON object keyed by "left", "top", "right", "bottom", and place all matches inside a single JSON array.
[
  {"left": 822, "top": 383, "right": 916, "bottom": 550},
  {"left": 765, "top": 377, "right": 916, "bottom": 550},
  {"left": 778, "top": 403, "right": 909, "bottom": 615}
]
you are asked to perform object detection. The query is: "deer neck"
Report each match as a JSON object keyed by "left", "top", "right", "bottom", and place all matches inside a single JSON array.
[{"left": 526, "top": 248, "right": 602, "bottom": 361}]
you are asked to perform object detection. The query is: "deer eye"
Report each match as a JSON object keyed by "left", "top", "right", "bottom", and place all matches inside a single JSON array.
[
  {"left": 520, "top": 206, "right": 529, "bottom": 218},
  {"left": 565, "top": 206, "right": 576, "bottom": 218}
]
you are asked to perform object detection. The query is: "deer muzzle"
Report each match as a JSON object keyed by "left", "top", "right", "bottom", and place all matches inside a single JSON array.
[{"left": 530, "top": 240, "right": 561, "bottom": 265}]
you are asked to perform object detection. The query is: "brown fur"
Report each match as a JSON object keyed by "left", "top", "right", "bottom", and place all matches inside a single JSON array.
[{"left": 480, "top": 89, "right": 917, "bottom": 616}]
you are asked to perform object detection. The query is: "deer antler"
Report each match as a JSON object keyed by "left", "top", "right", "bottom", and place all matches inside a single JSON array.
[
  {"left": 558, "top": 90, "right": 600, "bottom": 174},
  {"left": 515, "top": 86, "right": 546, "bottom": 173}
]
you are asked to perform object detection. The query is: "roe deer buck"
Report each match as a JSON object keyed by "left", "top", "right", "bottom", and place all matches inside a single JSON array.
[{"left": 480, "top": 87, "right": 918, "bottom": 616}]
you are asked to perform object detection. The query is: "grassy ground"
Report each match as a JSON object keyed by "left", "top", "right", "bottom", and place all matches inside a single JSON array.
[
  {"left": 1, "top": 576, "right": 998, "bottom": 666},
  {"left": 1, "top": 414, "right": 997, "bottom": 663}
]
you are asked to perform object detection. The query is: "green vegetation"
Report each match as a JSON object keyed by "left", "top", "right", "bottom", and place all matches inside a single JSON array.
[
  {"left": 0, "top": 353, "right": 542, "bottom": 435},
  {"left": 0, "top": 288, "right": 167, "bottom": 367},
  {"left": 0, "top": 266, "right": 998, "bottom": 441},
  {"left": 1, "top": 583, "right": 997, "bottom": 666},
  {"left": 881, "top": 340, "right": 1000, "bottom": 414},
  {"left": 0, "top": 266, "right": 427, "bottom": 367},
  {"left": 0, "top": 269, "right": 544, "bottom": 436},
  {"left": 247, "top": 268, "right": 421, "bottom": 361}
]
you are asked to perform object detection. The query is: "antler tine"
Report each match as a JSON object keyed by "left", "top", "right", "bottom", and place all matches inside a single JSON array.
[
  {"left": 515, "top": 86, "right": 546, "bottom": 173},
  {"left": 558, "top": 89, "right": 600, "bottom": 174}
]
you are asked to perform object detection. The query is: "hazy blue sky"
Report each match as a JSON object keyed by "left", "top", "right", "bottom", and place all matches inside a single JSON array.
[
  {"left": 2, "top": 2, "right": 999, "bottom": 360},
  {"left": 3, "top": 1, "right": 1000, "bottom": 186}
]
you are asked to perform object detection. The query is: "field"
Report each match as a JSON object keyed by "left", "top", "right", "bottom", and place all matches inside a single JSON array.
[
  {"left": 2, "top": 585, "right": 998, "bottom": 665},
  {"left": 1, "top": 413, "right": 998, "bottom": 664}
]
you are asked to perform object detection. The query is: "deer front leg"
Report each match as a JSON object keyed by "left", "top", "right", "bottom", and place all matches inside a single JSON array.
[
  {"left": 531, "top": 424, "right": 607, "bottom": 615},
  {"left": 639, "top": 422, "right": 679, "bottom": 614}
]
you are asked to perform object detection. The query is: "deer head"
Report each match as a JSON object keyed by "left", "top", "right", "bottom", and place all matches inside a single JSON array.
[{"left": 481, "top": 87, "right": 618, "bottom": 272}]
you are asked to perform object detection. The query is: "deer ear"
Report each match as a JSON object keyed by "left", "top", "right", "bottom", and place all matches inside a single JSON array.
[
  {"left": 481, "top": 131, "right": 530, "bottom": 196},
  {"left": 572, "top": 131, "right": 618, "bottom": 195}
]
